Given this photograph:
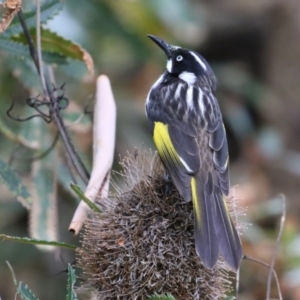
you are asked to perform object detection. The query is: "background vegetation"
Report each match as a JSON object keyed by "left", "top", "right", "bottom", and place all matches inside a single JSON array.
[{"left": 1, "top": 0, "right": 300, "bottom": 299}]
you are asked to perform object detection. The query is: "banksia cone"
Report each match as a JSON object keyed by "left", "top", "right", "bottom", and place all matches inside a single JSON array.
[{"left": 76, "top": 150, "right": 243, "bottom": 299}]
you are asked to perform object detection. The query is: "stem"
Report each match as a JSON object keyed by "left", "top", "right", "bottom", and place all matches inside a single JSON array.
[
  {"left": 17, "top": 9, "right": 90, "bottom": 184},
  {"left": 266, "top": 195, "right": 286, "bottom": 300},
  {"left": 35, "top": 0, "right": 47, "bottom": 93},
  {"left": 17, "top": 10, "right": 40, "bottom": 73}
]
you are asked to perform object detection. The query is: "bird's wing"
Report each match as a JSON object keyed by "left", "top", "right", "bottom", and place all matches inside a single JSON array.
[
  {"left": 147, "top": 79, "right": 202, "bottom": 201},
  {"left": 201, "top": 90, "right": 230, "bottom": 195},
  {"left": 209, "top": 120, "right": 230, "bottom": 195},
  {"left": 203, "top": 92, "right": 242, "bottom": 270},
  {"left": 152, "top": 120, "right": 199, "bottom": 201}
]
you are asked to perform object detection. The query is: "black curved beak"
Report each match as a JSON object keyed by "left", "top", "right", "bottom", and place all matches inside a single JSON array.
[{"left": 147, "top": 34, "right": 172, "bottom": 57}]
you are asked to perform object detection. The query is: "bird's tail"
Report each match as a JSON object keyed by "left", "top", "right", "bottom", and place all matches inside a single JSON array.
[
  {"left": 191, "top": 176, "right": 219, "bottom": 269},
  {"left": 191, "top": 175, "right": 243, "bottom": 270},
  {"left": 214, "top": 193, "right": 243, "bottom": 270}
]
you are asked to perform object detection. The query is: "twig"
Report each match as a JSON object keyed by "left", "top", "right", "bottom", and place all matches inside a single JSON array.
[
  {"left": 35, "top": 0, "right": 47, "bottom": 93},
  {"left": 7, "top": 96, "right": 52, "bottom": 123},
  {"left": 266, "top": 194, "right": 286, "bottom": 300},
  {"left": 69, "top": 75, "right": 116, "bottom": 235},
  {"left": 8, "top": 131, "right": 59, "bottom": 165},
  {"left": 243, "top": 255, "right": 283, "bottom": 300},
  {"left": 17, "top": 9, "right": 90, "bottom": 184},
  {"left": 49, "top": 103, "right": 90, "bottom": 184},
  {"left": 17, "top": 10, "right": 40, "bottom": 74}
]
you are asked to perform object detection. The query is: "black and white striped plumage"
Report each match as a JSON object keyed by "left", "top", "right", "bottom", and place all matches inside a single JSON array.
[{"left": 145, "top": 35, "right": 243, "bottom": 270}]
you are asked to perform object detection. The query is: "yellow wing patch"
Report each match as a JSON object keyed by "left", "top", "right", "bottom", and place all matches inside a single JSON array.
[
  {"left": 191, "top": 177, "right": 201, "bottom": 226},
  {"left": 222, "top": 196, "right": 234, "bottom": 234},
  {"left": 153, "top": 122, "right": 180, "bottom": 164}
]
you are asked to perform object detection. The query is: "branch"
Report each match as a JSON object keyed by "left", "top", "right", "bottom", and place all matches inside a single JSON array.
[
  {"left": 17, "top": 9, "right": 90, "bottom": 184},
  {"left": 17, "top": 10, "right": 40, "bottom": 74},
  {"left": 69, "top": 75, "right": 116, "bottom": 235},
  {"left": 244, "top": 255, "right": 283, "bottom": 300},
  {"left": 35, "top": 0, "right": 47, "bottom": 92},
  {"left": 266, "top": 194, "right": 286, "bottom": 300}
]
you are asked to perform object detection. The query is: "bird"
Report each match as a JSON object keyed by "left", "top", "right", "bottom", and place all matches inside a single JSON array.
[{"left": 145, "top": 35, "right": 243, "bottom": 271}]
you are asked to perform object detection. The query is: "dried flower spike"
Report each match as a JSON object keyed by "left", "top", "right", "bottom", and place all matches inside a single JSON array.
[{"left": 77, "top": 150, "right": 242, "bottom": 300}]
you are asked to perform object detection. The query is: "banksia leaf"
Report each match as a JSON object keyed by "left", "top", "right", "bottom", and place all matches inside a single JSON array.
[
  {"left": 0, "top": 234, "right": 76, "bottom": 250},
  {"left": 66, "top": 264, "right": 78, "bottom": 300},
  {"left": 11, "top": 28, "right": 94, "bottom": 73},
  {"left": 70, "top": 183, "right": 102, "bottom": 213},
  {"left": 7, "top": 262, "right": 39, "bottom": 300},
  {"left": 0, "top": 159, "right": 32, "bottom": 209},
  {"left": 0, "top": 116, "right": 39, "bottom": 149},
  {"left": 77, "top": 150, "right": 243, "bottom": 299},
  {"left": 0, "top": 38, "right": 68, "bottom": 64},
  {"left": 27, "top": 118, "right": 58, "bottom": 250},
  {"left": 18, "top": 107, "right": 48, "bottom": 150},
  {"left": 17, "top": 282, "right": 39, "bottom": 300},
  {"left": 5, "top": 58, "right": 42, "bottom": 90},
  {"left": 30, "top": 158, "right": 58, "bottom": 250}
]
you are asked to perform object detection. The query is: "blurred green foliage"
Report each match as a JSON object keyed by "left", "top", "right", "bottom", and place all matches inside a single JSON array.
[{"left": 1, "top": 0, "right": 300, "bottom": 299}]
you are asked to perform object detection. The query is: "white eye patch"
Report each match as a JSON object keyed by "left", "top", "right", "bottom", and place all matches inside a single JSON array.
[
  {"left": 166, "top": 59, "right": 173, "bottom": 73},
  {"left": 176, "top": 55, "right": 183, "bottom": 61}
]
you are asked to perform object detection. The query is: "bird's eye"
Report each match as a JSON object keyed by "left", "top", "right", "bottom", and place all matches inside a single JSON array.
[{"left": 176, "top": 55, "right": 183, "bottom": 62}]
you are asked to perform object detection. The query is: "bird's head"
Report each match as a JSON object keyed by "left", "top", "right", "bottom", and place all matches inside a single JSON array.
[{"left": 148, "top": 34, "right": 214, "bottom": 85}]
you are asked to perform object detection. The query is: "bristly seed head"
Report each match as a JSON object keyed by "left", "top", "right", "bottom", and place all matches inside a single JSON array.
[{"left": 76, "top": 150, "right": 243, "bottom": 300}]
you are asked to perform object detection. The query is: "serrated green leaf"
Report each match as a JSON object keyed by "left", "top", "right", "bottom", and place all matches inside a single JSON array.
[
  {"left": 66, "top": 264, "right": 78, "bottom": 300},
  {"left": 0, "top": 116, "right": 38, "bottom": 149},
  {"left": 0, "top": 159, "right": 32, "bottom": 209},
  {"left": 26, "top": 118, "right": 58, "bottom": 250},
  {"left": 7, "top": 262, "right": 39, "bottom": 300},
  {"left": 59, "top": 59, "right": 90, "bottom": 80},
  {"left": 70, "top": 183, "right": 102, "bottom": 213},
  {"left": 6, "top": 261, "right": 17, "bottom": 286},
  {"left": 148, "top": 294, "right": 176, "bottom": 300},
  {"left": 0, "top": 117, "right": 19, "bottom": 144},
  {"left": 11, "top": 28, "right": 94, "bottom": 73},
  {"left": 17, "top": 282, "right": 39, "bottom": 300},
  {"left": 6, "top": 261, "right": 38, "bottom": 300},
  {"left": 30, "top": 159, "right": 58, "bottom": 249},
  {"left": 5, "top": 58, "right": 41, "bottom": 91},
  {"left": 18, "top": 107, "right": 48, "bottom": 151},
  {"left": 0, "top": 38, "right": 68, "bottom": 64},
  {"left": 3, "top": 0, "right": 64, "bottom": 37},
  {"left": 0, "top": 234, "right": 76, "bottom": 250},
  {"left": 13, "top": 28, "right": 86, "bottom": 60}
]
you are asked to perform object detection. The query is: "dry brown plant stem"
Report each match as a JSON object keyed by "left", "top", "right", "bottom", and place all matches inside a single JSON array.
[
  {"left": 243, "top": 254, "right": 283, "bottom": 300},
  {"left": 266, "top": 194, "right": 286, "bottom": 300}
]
